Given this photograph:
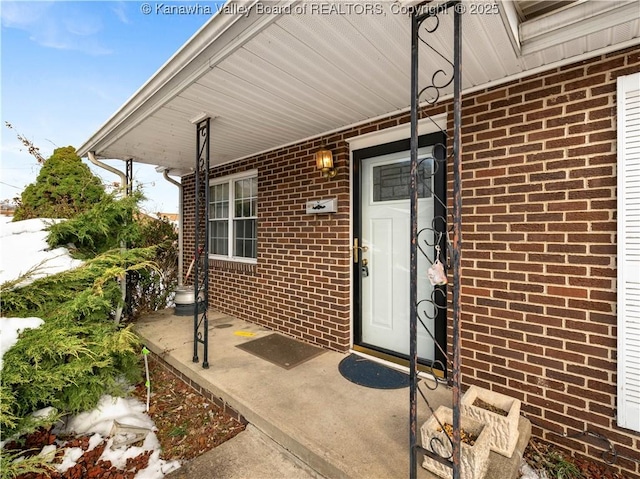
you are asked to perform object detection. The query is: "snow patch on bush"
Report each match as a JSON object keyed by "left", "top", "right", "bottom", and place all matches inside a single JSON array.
[{"left": 0, "top": 217, "right": 83, "bottom": 286}]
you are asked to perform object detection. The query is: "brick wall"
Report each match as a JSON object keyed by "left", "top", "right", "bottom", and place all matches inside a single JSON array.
[
  {"left": 182, "top": 139, "right": 354, "bottom": 352},
  {"left": 181, "top": 46, "right": 640, "bottom": 476},
  {"left": 457, "top": 47, "right": 640, "bottom": 477}
]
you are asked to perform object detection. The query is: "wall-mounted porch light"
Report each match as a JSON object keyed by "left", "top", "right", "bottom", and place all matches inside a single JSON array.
[{"left": 315, "top": 146, "right": 337, "bottom": 178}]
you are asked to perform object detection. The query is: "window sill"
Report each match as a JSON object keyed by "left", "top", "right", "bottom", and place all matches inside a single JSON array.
[{"left": 209, "top": 257, "right": 257, "bottom": 274}]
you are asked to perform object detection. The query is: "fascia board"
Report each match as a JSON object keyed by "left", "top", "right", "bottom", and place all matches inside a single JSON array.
[
  {"left": 77, "top": 0, "right": 295, "bottom": 158},
  {"left": 520, "top": 0, "right": 638, "bottom": 55},
  {"left": 497, "top": 0, "right": 522, "bottom": 55}
]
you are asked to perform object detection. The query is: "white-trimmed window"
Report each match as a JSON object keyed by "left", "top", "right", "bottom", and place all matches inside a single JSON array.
[
  {"left": 209, "top": 171, "right": 257, "bottom": 261},
  {"left": 617, "top": 72, "right": 640, "bottom": 433}
]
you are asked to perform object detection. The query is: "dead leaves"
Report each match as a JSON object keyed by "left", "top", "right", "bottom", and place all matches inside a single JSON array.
[{"left": 131, "top": 357, "right": 245, "bottom": 461}]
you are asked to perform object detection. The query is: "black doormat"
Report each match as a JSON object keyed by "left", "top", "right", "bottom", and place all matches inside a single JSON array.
[
  {"left": 338, "top": 354, "right": 411, "bottom": 389},
  {"left": 235, "top": 333, "right": 325, "bottom": 370}
]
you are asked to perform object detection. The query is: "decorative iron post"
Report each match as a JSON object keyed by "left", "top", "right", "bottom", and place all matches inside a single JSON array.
[
  {"left": 125, "top": 158, "right": 133, "bottom": 319},
  {"left": 451, "top": 6, "right": 463, "bottom": 479},
  {"left": 410, "top": 2, "right": 462, "bottom": 478},
  {"left": 125, "top": 159, "right": 133, "bottom": 196},
  {"left": 409, "top": 8, "right": 420, "bottom": 479},
  {"left": 193, "top": 118, "right": 210, "bottom": 368}
]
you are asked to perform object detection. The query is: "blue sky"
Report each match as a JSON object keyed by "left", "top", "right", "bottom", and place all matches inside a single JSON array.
[{"left": 1, "top": 1, "right": 218, "bottom": 214}]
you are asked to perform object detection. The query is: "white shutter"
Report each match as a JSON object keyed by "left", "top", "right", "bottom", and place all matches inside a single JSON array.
[{"left": 618, "top": 71, "right": 640, "bottom": 432}]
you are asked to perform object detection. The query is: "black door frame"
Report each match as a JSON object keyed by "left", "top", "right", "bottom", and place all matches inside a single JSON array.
[{"left": 352, "top": 131, "right": 447, "bottom": 371}]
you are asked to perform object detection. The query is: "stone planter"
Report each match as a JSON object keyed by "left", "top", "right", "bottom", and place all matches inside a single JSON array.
[
  {"left": 460, "top": 385, "right": 521, "bottom": 458},
  {"left": 420, "top": 406, "right": 490, "bottom": 479}
]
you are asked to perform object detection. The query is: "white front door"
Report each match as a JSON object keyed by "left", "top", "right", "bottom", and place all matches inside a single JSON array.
[{"left": 358, "top": 148, "right": 438, "bottom": 361}]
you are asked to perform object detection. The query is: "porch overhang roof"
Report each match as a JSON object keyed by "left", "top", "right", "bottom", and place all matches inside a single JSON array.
[{"left": 77, "top": 0, "right": 640, "bottom": 176}]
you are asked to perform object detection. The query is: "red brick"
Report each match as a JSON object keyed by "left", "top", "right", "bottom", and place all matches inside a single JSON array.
[
  {"left": 547, "top": 286, "right": 588, "bottom": 299},
  {"left": 544, "top": 68, "right": 585, "bottom": 86},
  {"left": 564, "top": 73, "right": 607, "bottom": 92},
  {"left": 529, "top": 127, "right": 566, "bottom": 141},
  {"left": 565, "top": 95, "right": 610, "bottom": 113},
  {"left": 586, "top": 57, "right": 625, "bottom": 74},
  {"left": 526, "top": 106, "right": 563, "bottom": 121},
  {"left": 526, "top": 85, "right": 562, "bottom": 101},
  {"left": 546, "top": 136, "right": 587, "bottom": 148},
  {"left": 547, "top": 112, "right": 586, "bottom": 127},
  {"left": 508, "top": 79, "right": 543, "bottom": 95}
]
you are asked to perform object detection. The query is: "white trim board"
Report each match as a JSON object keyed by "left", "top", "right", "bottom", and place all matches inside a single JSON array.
[{"left": 346, "top": 115, "right": 447, "bottom": 151}]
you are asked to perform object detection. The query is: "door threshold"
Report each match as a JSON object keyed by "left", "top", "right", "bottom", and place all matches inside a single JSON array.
[{"left": 351, "top": 345, "right": 445, "bottom": 380}]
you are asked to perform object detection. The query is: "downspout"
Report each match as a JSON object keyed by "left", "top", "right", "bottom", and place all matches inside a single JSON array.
[
  {"left": 87, "top": 151, "right": 128, "bottom": 326},
  {"left": 88, "top": 151, "right": 127, "bottom": 187},
  {"left": 161, "top": 169, "right": 184, "bottom": 286}
]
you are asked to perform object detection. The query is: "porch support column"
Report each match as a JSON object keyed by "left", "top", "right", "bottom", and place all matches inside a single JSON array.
[
  {"left": 193, "top": 117, "right": 210, "bottom": 368},
  {"left": 409, "top": 8, "right": 420, "bottom": 479},
  {"left": 125, "top": 159, "right": 133, "bottom": 196},
  {"left": 410, "top": 2, "right": 462, "bottom": 479},
  {"left": 125, "top": 158, "right": 133, "bottom": 320},
  {"left": 451, "top": 5, "right": 463, "bottom": 479}
]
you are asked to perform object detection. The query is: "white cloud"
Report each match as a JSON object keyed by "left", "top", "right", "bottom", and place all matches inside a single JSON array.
[
  {"left": 1, "top": 1, "right": 112, "bottom": 55},
  {"left": 0, "top": 2, "right": 52, "bottom": 29},
  {"left": 111, "top": 1, "right": 131, "bottom": 25}
]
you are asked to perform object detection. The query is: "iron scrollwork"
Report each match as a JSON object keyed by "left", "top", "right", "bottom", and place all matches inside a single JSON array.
[
  {"left": 193, "top": 118, "right": 210, "bottom": 369},
  {"left": 409, "top": 2, "right": 463, "bottom": 479}
]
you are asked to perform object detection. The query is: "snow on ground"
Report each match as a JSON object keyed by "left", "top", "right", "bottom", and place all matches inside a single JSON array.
[
  {"left": 1, "top": 217, "right": 181, "bottom": 478},
  {"left": 52, "top": 396, "right": 180, "bottom": 477}
]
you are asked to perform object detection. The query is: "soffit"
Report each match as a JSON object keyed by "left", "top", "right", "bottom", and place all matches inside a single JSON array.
[
  {"left": 513, "top": 0, "right": 580, "bottom": 21},
  {"left": 80, "top": 0, "right": 640, "bottom": 175}
]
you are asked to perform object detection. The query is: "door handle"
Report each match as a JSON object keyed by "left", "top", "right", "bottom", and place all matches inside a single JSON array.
[{"left": 353, "top": 238, "right": 369, "bottom": 263}]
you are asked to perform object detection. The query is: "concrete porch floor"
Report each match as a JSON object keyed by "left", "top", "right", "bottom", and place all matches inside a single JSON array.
[{"left": 134, "top": 308, "right": 530, "bottom": 479}]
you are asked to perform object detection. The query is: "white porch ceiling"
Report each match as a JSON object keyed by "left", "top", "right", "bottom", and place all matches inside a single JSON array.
[{"left": 77, "top": 0, "right": 640, "bottom": 175}]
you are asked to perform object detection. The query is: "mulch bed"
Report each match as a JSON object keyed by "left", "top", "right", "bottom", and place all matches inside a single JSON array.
[
  {"left": 131, "top": 356, "right": 245, "bottom": 461},
  {"left": 523, "top": 438, "right": 626, "bottom": 479},
  {"left": 6, "top": 357, "right": 245, "bottom": 478}
]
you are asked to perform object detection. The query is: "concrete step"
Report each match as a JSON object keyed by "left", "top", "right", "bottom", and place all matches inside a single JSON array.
[{"left": 165, "top": 424, "right": 323, "bottom": 479}]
